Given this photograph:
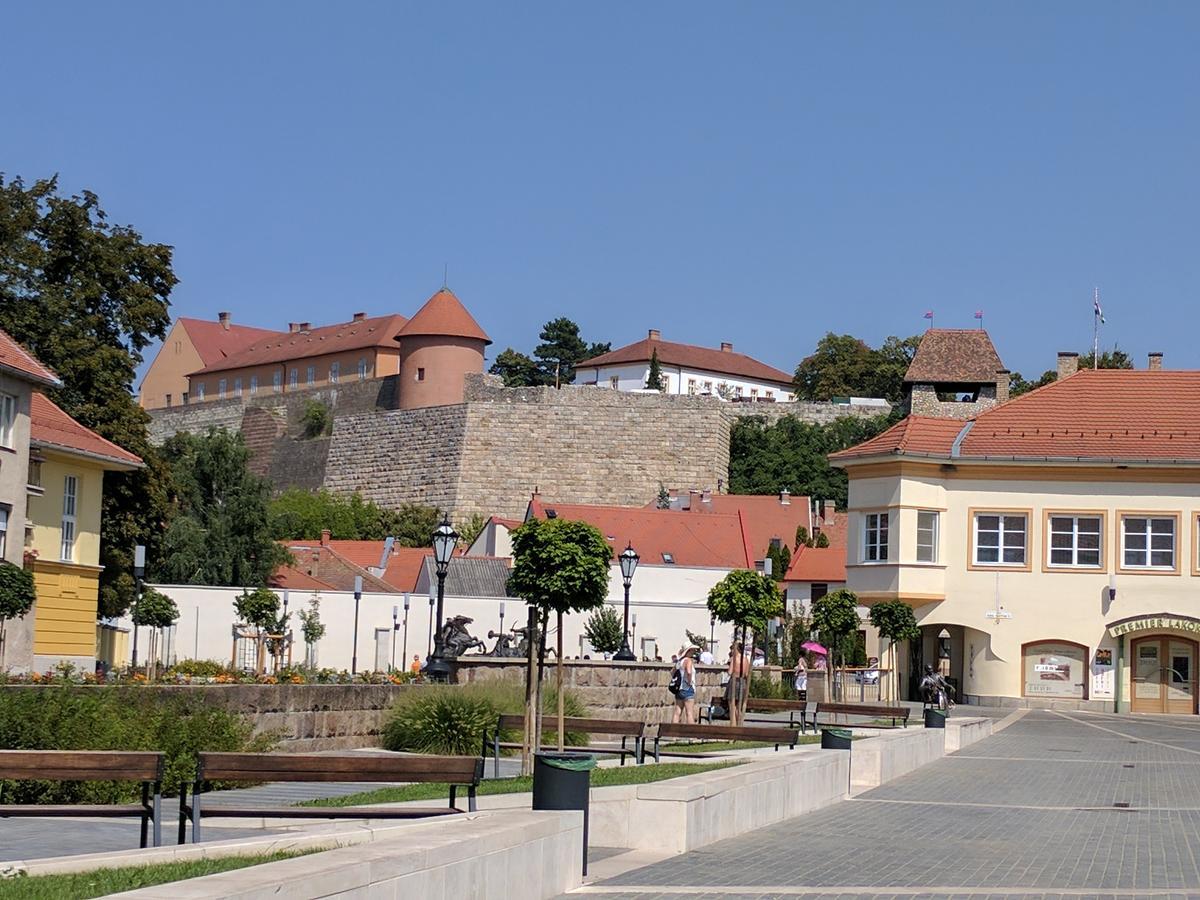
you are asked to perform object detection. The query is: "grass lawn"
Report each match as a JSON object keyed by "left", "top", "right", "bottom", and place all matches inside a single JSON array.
[
  {"left": 662, "top": 735, "right": 822, "bottom": 753},
  {"left": 299, "top": 760, "right": 743, "bottom": 808},
  {"left": 0, "top": 852, "right": 314, "bottom": 900}
]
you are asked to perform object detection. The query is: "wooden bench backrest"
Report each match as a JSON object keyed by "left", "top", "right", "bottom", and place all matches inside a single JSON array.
[
  {"left": 495, "top": 715, "right": 644, "bottom": 736},
  {"left": 817, "top": 703, "right": 909, "bottom": 718},
  {"left": 658, "top": 723, "right": 799, "bottom": 743},
  {"left": 197, "top": 753, "right": 482, "bottom": 784},
  {"left": 0, "top": 750, "right": 163, "bottom": 782},
  {"left": 745, "top": 698, "right": 806, "bottom": 711}
]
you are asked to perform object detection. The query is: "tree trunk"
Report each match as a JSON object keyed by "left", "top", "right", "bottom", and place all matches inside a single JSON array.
[
  {"left": 556, "top": 610, "right": 564, "bottom": 751},
  {"left": 522, "top": 606, "right": 537, "bottom": 776},
  {"left": 535, "top": 608, "right": 549, "bottom": 756}
]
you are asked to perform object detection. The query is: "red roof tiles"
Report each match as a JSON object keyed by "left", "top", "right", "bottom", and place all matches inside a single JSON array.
[
  {"left": 784, "top": 546, "right": 846, "bottom": 584},
  {"left": 0, "top": 328, "right": 60, "bottom": 387},
  {"left": 647, "top": 493, "right": 812, "bottom": 562},
  {"left": 904, "top": 329, "right": 1005, "bottom": 383},
  {"left": 578, "top": 336, "right": 793, "bottom": 386},
  {"left": 396, "top": 289, "right": 491, "bottom": 344},
  {"left": 30, "top": 393, "right": 143, "bottom": 468},
  {"left": 178, "top": 318, "right": 284, "bottom": 367},
  {"left": 830, "top": 416, "right": 965, "bottom": 461}
]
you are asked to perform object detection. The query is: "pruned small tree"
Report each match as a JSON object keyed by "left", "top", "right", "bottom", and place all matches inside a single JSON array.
[
  {"left": 297, "top": 594, "right": 326, "bottom": 667},
  {"left": 706, "top": 569, "right": 783, "bottom": 725},
  {"left": 583, "top": 606, "right": 623, "bottom": 655},
  {"left": 234, "top": 587, "right": 280, "bottom": 674},
  {"left": 810, "top": 589, "right": 861, "bottom": 699},
  {"left": 133, "top": 587, "right": 179, "bottom": 679},
  {"left": 507, "top": 518, "right": 611, "bottom": 769},
  {"left": 645, "top": 349, "right": 665, "bottom": 391},
  {"left": 868, "top": 598, "right": 920, "bottom": 702},
  {"left": 0, "top": 563, "right": 36, "bottom": 668}
]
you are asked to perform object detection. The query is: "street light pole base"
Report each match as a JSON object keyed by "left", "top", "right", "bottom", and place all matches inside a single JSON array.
[
  {"left": 613, "top": 640, "right": 636, "bottom": 662},
  {"left": 425, "top": 655, "right": 453, "bottom": 682}
]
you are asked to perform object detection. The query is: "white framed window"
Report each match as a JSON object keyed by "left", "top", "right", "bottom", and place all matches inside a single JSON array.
[
  {"left": 916, "top": 510, "right": 939, "bottom": 563},
  {"left": 0, "top": 505, "right": 8, "bottom": 558},
  {"left": 609, "top": 375, "right": 619, "bottom": 389},
  {"left": 974, "top": 513, "right": 1027, "bottom": 566},
  {"left": 218, "top": 379, "right": 227, "bottom": 399},
  {"left": 273, "top": 371, "right": 282, "bottom": 393},
  {"left": 0, "top": 393, "right": 16, "bottom": 449},
  {"left": 196, "top": 382, "right": 205, "bottom": 401},
  {"left": 765, "top": 390, "right": 774, "bottom": 399},
  {"left": 357, "top": 357, "right": 368, "bottom": 381},
  {"left": 864, "top": 512, "right": 889, "bottom": 562},
  {"left": 60, "top": 475, "right": 77, "bottom": 561},
  {"left": 289, "top": 369, "right": 298, "bottom": 388},
  {"left": 1122, "top": 516, "right": 1175, "bottom": 569},
  {"left": 735, "top": 386, "right": 744, "bottom": 397},
  {"left": 233, "top": 377, "right": 242, "bottom": 397},
  {"left": 330, "top": 362, "right": 339, "bottom": 384},
  {"left": 249, "top": 375, "right": 258, "bottom": 395},
  {"left": 306, "top": 365, "right": 316, "bottom": 385},
  {"left": 704, "top": 381, "right": 713, "bottom": 393},
  {"left": 1049, "top": 515, "right": 1102, "bottom": 568},
  {"left": 688, "top": 379, "right": 696, "bottom": 395}
]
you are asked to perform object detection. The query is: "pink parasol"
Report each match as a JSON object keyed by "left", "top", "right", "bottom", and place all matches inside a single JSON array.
[{"left": 801, "top": 641, "right": 828, "bottom": 655}]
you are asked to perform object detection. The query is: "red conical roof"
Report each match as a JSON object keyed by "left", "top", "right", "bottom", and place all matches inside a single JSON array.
[{"left": 396, "top": 289, "right": 491, "bottom": 344}]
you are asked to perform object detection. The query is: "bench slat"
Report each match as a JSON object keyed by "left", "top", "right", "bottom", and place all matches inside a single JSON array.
[
  {"left": 0, "top": 750, "right": 163, "bottom": 781},
  {"left": 745, "top": 699, "right": 807, "bottom": 711},
  {"left": 0, "top": 804, "right": 149, "bottom": 816},
  {"left": 658, "top": 723, "right": 799, "bottom": 743},
  {"left": 186, "top": 806, "right": 463, "bottom": 819},
  {"left": 197, "top": 753, "right": 482, "bottom": 784},
  {"left": 817, "top": 703, "right": 908, "bottom": 718},
  {"left": 494, "top": 716, "right": 644, "bottom": 736}
]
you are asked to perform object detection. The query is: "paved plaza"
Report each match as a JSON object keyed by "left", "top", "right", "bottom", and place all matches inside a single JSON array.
[{"left": 571, "top": 711, "right": 1200, "bottom": 899}]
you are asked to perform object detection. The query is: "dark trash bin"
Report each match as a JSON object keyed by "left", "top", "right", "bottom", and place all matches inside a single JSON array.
[
  {"left": 532, "top": 752, "right": 596, "bottom": 874},
  {"left": 924, "top": 707, "right": 947, "bottom": 728},
  {"left": 820, "top": 727, "right": 852, "bottom": 750}
]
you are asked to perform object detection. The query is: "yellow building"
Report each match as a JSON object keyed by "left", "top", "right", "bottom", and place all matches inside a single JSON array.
[
  {"left": 832, "top": 355, "right": 1200, "bottom": 715},
  {"left": 26, "top": 393, "right": 142, "bottom": 671}
]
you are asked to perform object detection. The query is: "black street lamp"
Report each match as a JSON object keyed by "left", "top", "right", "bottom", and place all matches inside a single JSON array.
[
  {"left": 709, "top": 613, "right": 716, "bottom": 655},
  {"left": 351, "top": 575, "right": 362, "bottom": 675},
  {"left": 425, "top": 518, "right": 459, "bottom": 681},
  {"left": 614, "top": 543, "right": 639, "bottom": 661},
  {"left": 131, "top": 545, "right": 146, "bottom": 671},
  {"left": 400, "top": 593, "right": 410, "bottom": 673}
]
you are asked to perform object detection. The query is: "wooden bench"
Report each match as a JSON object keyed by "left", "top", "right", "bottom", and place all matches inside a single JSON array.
[
  {"left": 484, "top": 715, "right": 646, "bottom": 777},
  {"left": 179, "top": 752, "right": 483, "bottom": 843},
  {"left": 652, "top": 722, "right": 800, "bottom": 761},
  {"left": 0, "top": 750, "right": 164, "bottom": 848},
  {"left": 814, "top": 702, "right": 910, "bottom": 729},
  {"left": 699, "top": 698, "right": 812, "bottom": 731}
]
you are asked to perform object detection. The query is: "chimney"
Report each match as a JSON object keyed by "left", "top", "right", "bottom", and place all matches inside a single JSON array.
[
  {"left": 288, "top": 322, "right": 301, "bottom": 334},
  {"left": 995, "top": 369, "right": 1010, "bottom": 403},
  {"left": 1148, "top": 352, "right": 1163, "bottom": 371},
  {"left": 321, "top": 529, "right": 331, "bottom": 546},
  {"left": 648, "top": 329, "right": 661, "bottom": 341},
  {"left": 780, "top": 489, "right": 790, "bottom": 505},
  {"left": 353, "top": 312, "right": 366, "bottom": 323},
  {"left": 688, "top": 489, "right": 699, "bottom": 510},
  {"left": 1057, "top": 352, "right": 1079, "bottom": 380},
  {"left": 300, "top": 322, "right": 312, "bottom": 333},
  {"left": 218, "top": 311, "right": 231, "bottom": 330},
  {"left": 720, "top": 342, "right": 733, "bottom": 353},
  {"left": 701, "top": 488, "right": 712, "bottom": 505}
]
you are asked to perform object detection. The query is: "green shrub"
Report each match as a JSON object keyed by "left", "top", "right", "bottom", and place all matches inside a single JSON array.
[
  {"left": 300, "top": 401, "right": 331, "bottom": 438},
  {"left": 381, "top": 681, "right": 588, "bottom": 756},
  {"left": 749, "top": 674, "right": 791, "bottom": 700},
  {"left": 0, "top": 686, "right": 273, "bottom": 803},
  {"left": 168, "top": 659, "right": 233, "bottom": 678}
]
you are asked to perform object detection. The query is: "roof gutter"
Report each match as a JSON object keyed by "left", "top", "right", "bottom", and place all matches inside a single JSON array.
[
  {"left": 1, "top": 362, "right": 61, "bottom": 389},
  {"left": 31, "top": 439, "right": 143, "bottom": 471}
]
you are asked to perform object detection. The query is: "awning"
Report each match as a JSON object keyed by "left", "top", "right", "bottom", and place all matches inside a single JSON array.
[{"left": 1107, "top": 613, "right": 1200, "bottom": 638}]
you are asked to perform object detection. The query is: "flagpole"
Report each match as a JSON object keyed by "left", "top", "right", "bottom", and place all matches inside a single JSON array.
[{"left": 1093, "top": 287, "right": 1100, "bottom": 370}]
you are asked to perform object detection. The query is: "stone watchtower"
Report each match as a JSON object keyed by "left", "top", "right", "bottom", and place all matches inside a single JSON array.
[
  {"left": 903, "top": 329, "right": 1009, "bottom": 419},
  {"left": 395, "top": 289, "right": 492, "bottom": 410}
]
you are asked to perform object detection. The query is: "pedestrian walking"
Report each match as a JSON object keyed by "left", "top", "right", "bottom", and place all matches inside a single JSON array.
[{"left": 672, "top": 646, "right": 698, "bottom": 724}]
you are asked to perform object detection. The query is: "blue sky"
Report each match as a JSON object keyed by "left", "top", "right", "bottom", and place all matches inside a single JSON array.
[{"left": 4, "top": 3, "right": 1198, "bottom": 383}]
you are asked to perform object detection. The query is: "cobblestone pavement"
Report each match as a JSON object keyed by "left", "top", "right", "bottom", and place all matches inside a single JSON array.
[{"left": 571, "top": 711, "right": 1200, "bottom": 899}]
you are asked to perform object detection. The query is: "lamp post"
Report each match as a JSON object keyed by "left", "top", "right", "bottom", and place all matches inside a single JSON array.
[
  {"left": 426, "top": 518, "right": 459, "bottom": 682},
  {"left": 351, "top": 575, "right": 362, "bottom": 675},
  {"left": 499, "top": 600, "right": 506, "bottom": 635},
  {"left": 131, "top": 545, "right": 145, "bottom": 671},
  {"left": 391, "top": 605, "right": 399, "bottom": 672},
  {"left": 709, "top": 613, "right": 716, "bottom": 655},
  {"left": 631, "top": 613, "right": 638, "bottom": 658},
  {"left": 401, "top": 593, "right": 410, "bottom": 672},
  {"left": 614, "top": 544, "right": 639, "bottom": 661}
]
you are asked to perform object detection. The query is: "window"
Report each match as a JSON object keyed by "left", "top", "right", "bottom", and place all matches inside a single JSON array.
[
  {"left": 688, "top": 379, "right": 696, "bottom": 395},
  {"left": 916, "top": 510, "right": 939, "bottom": 563},
  {"left": 765, "top": 390, "right": 774, "bottom": 399},
  {"left": 864, "top": 512, "right": 889, "bottom": 562},
  {"left": 289, "top": 369, "right": 298, "bottom": 388},
  {"left": 1049, "top": 515, "right": 1102, "bottom": 568},
  {"left": 811, "top": 583, "right": 829, "bottom": 602},
  {"left": 249, "top": 375, "right": 258, "bottom": 395},
  {"left": 735, "top": 386, "right": 744, "bottom": 397},
  {"left": 1, "top": 392, "right": 16, "bottom": 449},
  {"left": 662, "top": 553, "right": 675, "bottom": 564},
  {"left": 609, "top": 375, "right": 619, "bottom": 389},
  {"left": 974, "top": 513, "right": 1027, "bottom": 565},
  {"left": 329, "top": 362, "right": 339, "bottom": 384},
  {"left": 1122, "top": 516, "right": 1175, "bottom": 569},
  {"left": 704, "top": 381, "right": 712, "bottom": 393},
  {"left": 273, "top": 371, "right": 282, "bottom": 393},
  {"left": 61, "top": 475, "right": 77, "bottom": 561},
  {"left": 358, "top": 357, "right": 368, "bottom": 381},
  {"left": 306, "top": 365, "right": 316, "bottom": 385},
  {"left": 1022, "top": 641, "right": 1087, "bottom": 699},
  {"left": 181, "top": 391, "right": 188, "bottom": 405},
  {"left": 0, "top": 506, "right": 8, "bottom": 558},
  {"left": 27, "top": 457, "right": 42, "bottom": 490},
  {"left": 416, "top": 367, "right": 426, "bottom": 382},
  {"left": 164, "top": 394, "right": 172, "bottom": 408},
  {"left": 233, "top": 377, "right": 242, "bottom": 397},
  {"left": 218, "top": 379, "right": 227, "bottom": 399},
  {"left": 196, "top": 382, "right": 205, "bottom": 400},
  {"left": 750, "top": 388, "right": 759, "bottom": 399}
]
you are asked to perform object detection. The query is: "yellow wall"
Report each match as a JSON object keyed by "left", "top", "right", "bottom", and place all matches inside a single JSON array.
[
  {"left": 188, "top": 347, "right": 400, "bottom": 402},
  {"left": 31, "top": 559, "right": 100, "bottom": 659},
  {"left": 26, "top": 453, "right": 104, "bottom": 566},
  {"left": 139, "top": 320, "right": 205, "bottom": 410}
]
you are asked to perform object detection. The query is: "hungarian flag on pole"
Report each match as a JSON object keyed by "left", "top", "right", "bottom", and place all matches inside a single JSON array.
[
  {"left": 1094, "top": 293, "right": 1105, "bottom": 324},
  {"left": 923, "top": 310, "right": 933, "bottom": 320}
]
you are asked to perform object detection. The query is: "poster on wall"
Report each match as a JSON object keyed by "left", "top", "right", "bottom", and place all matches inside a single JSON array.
[
  {"left": 1091, "top": 647, "right": 1114, "bottom": 698},
  {"left": 1023, "top": 641, "right": 1087, "bottom": 699}
]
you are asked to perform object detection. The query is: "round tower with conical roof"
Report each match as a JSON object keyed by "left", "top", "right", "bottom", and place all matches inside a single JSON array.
[{"left": 395, "top": 288, "right": 491, "bottom": 409}]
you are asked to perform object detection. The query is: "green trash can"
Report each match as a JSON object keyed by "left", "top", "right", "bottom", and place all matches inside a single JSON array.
[
  {"left": 533, "top": 753, "right": 596, "bottom": 875},
  {"left": 924, "top": 708, "right": 947, "bottom": 728},
  {"left": 821, "top": 727, "right": 853, "bottom": 750}
]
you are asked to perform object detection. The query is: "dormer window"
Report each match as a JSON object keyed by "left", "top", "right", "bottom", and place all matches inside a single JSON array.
[{"left": 662, "top": 553, "right": 675, "bottom": 564}]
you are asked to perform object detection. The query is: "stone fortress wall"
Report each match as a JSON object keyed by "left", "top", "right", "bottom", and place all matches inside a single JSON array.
[{"left": 148, "top": 374, "right": 889, "bottom": 520}]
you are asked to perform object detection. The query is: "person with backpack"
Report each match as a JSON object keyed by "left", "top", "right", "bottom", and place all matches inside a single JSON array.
[{"left": 671, "top": 645, "right": 699, "bottom": 724}]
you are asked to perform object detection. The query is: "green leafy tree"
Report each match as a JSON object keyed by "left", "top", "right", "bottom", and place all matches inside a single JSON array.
[
  {"left": 156, "top": 429, "right": 289, "bottom": 587},
  {"left": 533, "top": 318, "right": 610, "bottom": 386},
  {"left": 132, "top": 587, "right": 179, "bottom": 679},
  {"left": 645, "top": 348, "right": 665, "bottom": 391},
  {"left": 0, "top": 563, "right": 36, "bottom": 668},
  {"left": 0, "top": 175, "right": 177, "bottom": 617},
  {"left": 268, "top": 488, "right": 437, "bottom": 543},
  {"left": 656, "top": 483, "right": 671, "bottom": 509},
  {"left": 583, "top": 605, "right": 624, "bottom": 655},
  {"left": 766, "top": 544, "right": 791, "bottom": 582},
  {"left": 300, "top": 400, "right": 331, "bottom": 438},
  {"left": 706, "top": 569, "right": 783, "bottom": 724},
  {"left": 795, "top": 525, "right": 811, "bottom": 549},
  {"left": 489, "top": 348, "right": 541, "bottom": 387},
  {"left": 810, "top": 589, "right": 861, "bottom": 694},
  {"left": 868, "top": 599, "right": 921, "bottom": 703},
  {"left": 793, "top": 332, "right": 920, "bottom": 404},
  {"left": 297, "top": 595, "right": 326, "bottom": 667},
  {"left": 234, "top": 586, "right": 281, "bottom": 674},
  {"left": 508, "top": 517, "right": 612, "bottom": 761},
  {"left": 814, "top": 531, "right": 830, "bottom": 548}
]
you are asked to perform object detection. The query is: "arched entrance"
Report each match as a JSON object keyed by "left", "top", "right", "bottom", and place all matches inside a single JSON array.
[{"left": 1131, "top": 635, "right": 1198, "bottom": 715}]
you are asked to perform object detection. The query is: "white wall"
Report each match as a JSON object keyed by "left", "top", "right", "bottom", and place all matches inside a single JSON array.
[{"left": 576, "top": 363, "right": 793, "bottom": 402}]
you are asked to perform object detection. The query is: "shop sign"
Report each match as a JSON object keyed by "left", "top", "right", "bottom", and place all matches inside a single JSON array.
[{"left": 1108, "top": 616, "right": 1200, "bottom": 637}]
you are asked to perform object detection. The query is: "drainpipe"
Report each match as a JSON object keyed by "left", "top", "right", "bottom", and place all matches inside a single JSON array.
[{"left": 1114, "top": 634, "right": 1124, "bottom": 714}]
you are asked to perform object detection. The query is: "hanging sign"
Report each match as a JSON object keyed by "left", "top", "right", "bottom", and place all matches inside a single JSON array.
[{"left": 1108, "top": 615, "right": 1200, "bottom": 637}]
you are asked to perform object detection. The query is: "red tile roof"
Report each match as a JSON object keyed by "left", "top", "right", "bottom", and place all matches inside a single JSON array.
[
  {"left": 178, "top": 318, "right": 284, "bottom": 367},
  {"left": 283, "top": 539, "right": 441, "bottom": 593},
  {"left": 30, "top": 393, "right": 143, "bottom": 468},
  {"left": 396, "top": 289, "right": 491, "bottom": 344},
  {"left": 0, "top": 328, "right": 60, "bottom": 387},
  {"left": 269, "top": 565, "right": 336, "bottom": 591},
  {"left": 528, "top": 497, "right": 752, "bottom": 568},
  {"left": 816, "top": 508, "right": 847, "bottom": 547},
  {"left": 835, "top": 370, "right": 1200, "bottom": 464},
  {"left": 578, "top": 336, "right": 793, "bottom": 386},
  {"left": 191, "top": 314, "right": 409, "bottom": 376},
  {"left": 904, "top": 329, "right": 1005, "bottom": 383},
  {"left": 647, "top": 493, "right": 812, "bottom": 562},
  {"left": 784, "top": 546, "right": 846, "bottom": 584}
]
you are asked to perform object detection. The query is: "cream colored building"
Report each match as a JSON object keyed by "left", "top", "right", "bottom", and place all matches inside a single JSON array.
[{"left": 833, "top": 355, "right": 1200, "bottom": 714}]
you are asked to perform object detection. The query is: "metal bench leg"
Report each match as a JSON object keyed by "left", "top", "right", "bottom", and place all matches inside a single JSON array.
[
  {"left": 177, "top": 783, "right": 188, "bottom": 845},
  {"left": 654, "top": 737, "right": 660, "bottom": 763},
  {"left": 468, "top": 784, "right": 477, "bottom": 813},
  {"left": 494, "top": 732, "right": 501, "bottom": 779},
  {"left": 620, "top": 736, "right": 627, "bottom": 766},
  {"left": 140, "top": 782, "right": 150, "bottom": 848},
  {"left": 449, "top": 785, "right": 457, "bottom": 809},
  {"left": 152, "top": 782, "right": 162, "bottom": 847},
  {"left": 191, "top": 784, "right": 202, "bottom": 844}
]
